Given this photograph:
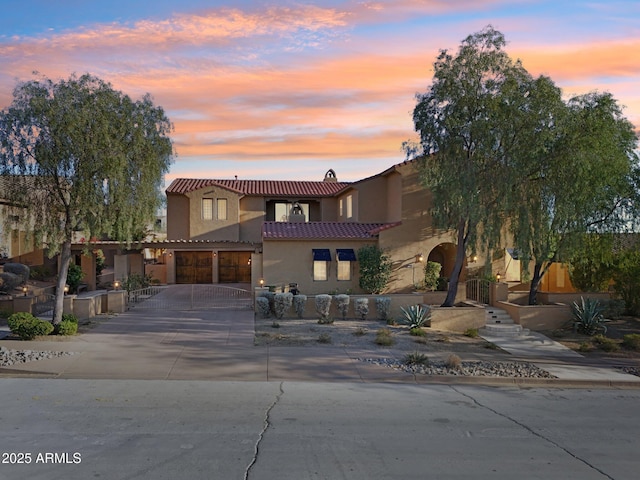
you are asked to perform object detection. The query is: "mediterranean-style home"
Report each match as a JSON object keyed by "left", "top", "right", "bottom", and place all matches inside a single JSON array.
[
  {"left": 3, "top": 160, "right": 577, "bottom": 296},
  {"left": 163, "top": 160, "right": 500, "bottom": 294}
]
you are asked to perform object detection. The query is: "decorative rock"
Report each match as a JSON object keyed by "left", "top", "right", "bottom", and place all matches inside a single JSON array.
[
  {"left": 358, "top": 358, "right": 556, "bottom": 378},
  {"left": 0, "top": 347, "right": 75, "bottom": 367}
]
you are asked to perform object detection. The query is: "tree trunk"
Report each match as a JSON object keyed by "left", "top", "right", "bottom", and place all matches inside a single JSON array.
[
  {"left": 52, "top": 240, "right": 72, "bottom": 325},
  {"left": 528, "top": 262, "right": 543, "bottom": 306},
  {"left": 442, "top": 219, "right": 468, "bottom": 307}
]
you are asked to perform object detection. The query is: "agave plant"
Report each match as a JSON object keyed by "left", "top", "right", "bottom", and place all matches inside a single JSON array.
[
  {"left": 400, "top": 304, "right": 431, "bottom": 329},
  {"left": 572, "top": 297, "right": 608, "bottom": 336}
]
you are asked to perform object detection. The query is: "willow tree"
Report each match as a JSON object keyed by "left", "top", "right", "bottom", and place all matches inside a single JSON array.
[
  {"left": 0, "top": 74, "right": 173, "bottom": 323},
  {"left": 409, "top": 26, "right": 561, "bottom": 306},
  {"left": 510, "top": 91, "right": 639, "bottom": 304}
]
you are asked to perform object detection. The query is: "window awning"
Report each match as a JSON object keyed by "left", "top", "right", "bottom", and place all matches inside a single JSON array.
[
  {"left": 312, "top": 249, "right": 332, "bottom": 261},
  {"left": 336, "top": 248, "right": 356, "bottom": 261}
]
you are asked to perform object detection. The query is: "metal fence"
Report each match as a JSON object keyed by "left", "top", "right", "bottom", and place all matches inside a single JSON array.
[
  {"left": 32, "top": 293, "right": 56, "bottom": 317},
  {"left": 466, "top": 279, "right": 491, "bottom": 304},
  {"left": 127, "top": 284, "right": 252, "bottom": 310}
]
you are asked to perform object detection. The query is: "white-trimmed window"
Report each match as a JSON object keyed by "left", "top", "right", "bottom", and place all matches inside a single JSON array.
[
  {"left": 202, "top": 198, "right": 213, "bottom": 220},
  {"left": 217, "top": 198, "right": 227, "bottom": 220},
  {"left": 346, "top": 194, "right": 353, "bottom": 219}
]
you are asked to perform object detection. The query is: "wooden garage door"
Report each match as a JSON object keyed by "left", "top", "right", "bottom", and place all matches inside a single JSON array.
[
  {"left": 175, "top": 251, "right": 213, "bottom": 284},
  {"left": 218, "top": 251, "right": 251, "bottom": 283}
]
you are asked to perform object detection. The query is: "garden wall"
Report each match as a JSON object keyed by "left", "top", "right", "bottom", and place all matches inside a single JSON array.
[
  {"left": 429, "top": 305, "right": 485, "bottom": 333},
  {"left": 498, "top": 301, "right": 572, "bottom": 331},
  {"left": 254, "top": 290, "right": 446, "bottom": 322}
]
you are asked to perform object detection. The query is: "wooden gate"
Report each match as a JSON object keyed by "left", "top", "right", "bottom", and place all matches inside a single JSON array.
[
  {"left": 175, "top": 251, "right": 213, "bottom": 284},
  {"left": 218, "top": 251, "right": 251, "bottom": 283}
]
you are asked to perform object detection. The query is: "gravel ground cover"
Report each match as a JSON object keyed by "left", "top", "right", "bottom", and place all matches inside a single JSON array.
[{"left": 255, "top": 317, "right": 556, "bottom": 378}]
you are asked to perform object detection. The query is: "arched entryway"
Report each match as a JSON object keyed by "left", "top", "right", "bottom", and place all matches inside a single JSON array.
[{"left": 427, "top": 243, "right": 457, "bottom": 280}]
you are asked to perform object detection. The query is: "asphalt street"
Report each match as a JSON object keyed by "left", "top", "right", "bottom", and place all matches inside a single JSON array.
[{"left": 0, "top": 379, "right": 638, "bottom": 480}]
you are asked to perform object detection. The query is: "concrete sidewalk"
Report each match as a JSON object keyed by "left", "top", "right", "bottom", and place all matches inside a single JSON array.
[{"left": 1, "top": 304, "right": 639, "bottom": 387}]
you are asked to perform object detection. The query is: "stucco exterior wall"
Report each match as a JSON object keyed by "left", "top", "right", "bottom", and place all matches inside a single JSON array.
[
  {"left": 262, "top": 238, "right": 376, "bottom": 295},
  {"left": 239, "top": 196, "right": 265, "bottom": 242},
  {"left": 166, "top": 194, "right": 190, "bottom": 240},
  {"left": 186, "top": 187, "right": 240, "bottom": 241}
]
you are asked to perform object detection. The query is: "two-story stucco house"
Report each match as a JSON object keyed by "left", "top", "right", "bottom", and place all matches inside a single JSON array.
[{"left": 164, "top": 161, "right": 486, "bottom": 294}]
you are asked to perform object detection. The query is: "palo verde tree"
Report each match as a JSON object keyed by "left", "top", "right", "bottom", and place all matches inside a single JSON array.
[
  {"left": 408, "top": 26, "right": 559, "bottom": 306},
  {"left": 0, "top": 73, "right": 173, "bottom": 323}
]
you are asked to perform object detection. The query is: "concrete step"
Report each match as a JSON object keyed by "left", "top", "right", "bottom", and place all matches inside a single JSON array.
[
  {"left": 482, "top": 323, "right": 530, "bottom": 338},
  {"left": 485, "top": 308, "right": 514, "bottom": 325}
]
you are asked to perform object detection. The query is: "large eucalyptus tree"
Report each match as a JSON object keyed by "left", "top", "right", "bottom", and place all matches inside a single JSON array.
[{"left": 0, "top": 73, "right": 174, "bottom": 323}]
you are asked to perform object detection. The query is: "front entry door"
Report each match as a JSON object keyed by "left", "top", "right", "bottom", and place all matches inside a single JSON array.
[
  {"left": 218, "top": 251, "right": 251, "bottom": 283},
  {"left": 175, "top": 251, "right": 213, "bottom": 284}
]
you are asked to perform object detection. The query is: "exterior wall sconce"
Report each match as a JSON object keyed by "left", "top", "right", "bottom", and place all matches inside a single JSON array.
[
  {"left": 496, "top": 273, "right": 501, "bottom": 282},
  {"left": 416, "top": 254, "right": 424, "bottom": 263},
  {"left": 259, "top": 278, "right": 264, "bottom": 287},
  {"left": 22, "top": 286, "right": 28, "bottom": 296},
  {"left": 113, "top": 281, "right": 120, "bottom": 290},
  {"left": 470, "top": 255, "right": 478, "bottom": 262},
  {"left": 63, "top": 285, "right": 69, "bottom": 295}
]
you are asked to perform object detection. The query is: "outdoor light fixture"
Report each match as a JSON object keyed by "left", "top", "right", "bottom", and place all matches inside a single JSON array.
[
  {"left": 114, "top": 281, "right": 120, "bottom": 290},
  {"left": 416, "top": 254, "right": 424, "bottom": 263},
  {"left": 259, "top": 278, "right": 265, "bottom": 287},
  {"left": 496, "top": 273, "right": 501, "bottom": 282},
  {"left": 63, "top": 285, "right": 69, "bottom": 295},
  {"left": 22, "top": 286, "right": 28, "bottom": 296}
]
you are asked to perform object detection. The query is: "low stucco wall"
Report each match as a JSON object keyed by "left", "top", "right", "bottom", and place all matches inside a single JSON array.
[
  {"left": 537, "top": 292, "right": 612, "bottom": 305},
  {"left": 255, "top": 292, "right": 442, "bottom": 322},
  {"left": 498, "top": 301, "right": 572, "bottom": 331},
  {"left": 429, "top": 306, "right": 485, "bottom": 333}
]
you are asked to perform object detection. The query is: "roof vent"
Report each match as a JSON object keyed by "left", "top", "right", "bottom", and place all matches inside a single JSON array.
[{"left": 323, "top": 169, "right": 337, "bottom": 182}]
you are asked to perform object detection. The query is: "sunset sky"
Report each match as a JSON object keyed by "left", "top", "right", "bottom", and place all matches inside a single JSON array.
[{"left": 1, "top": 0, "right": 638, "bottom": 184}]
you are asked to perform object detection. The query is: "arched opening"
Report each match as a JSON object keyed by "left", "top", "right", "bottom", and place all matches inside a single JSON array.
[{"left": 427, "top": 243, "right": 458, "bottom": 286}]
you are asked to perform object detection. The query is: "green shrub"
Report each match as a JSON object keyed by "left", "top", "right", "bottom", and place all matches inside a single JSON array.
[
  {"left": 292, "top": 295, "right": 307, "bottom": 319},
  {"left": 0, "top": 272, "right": 21, "bottom": 294},
  {"left": 256, "top": 297, "right": 271, "bottom": 318},
  {"left": 409, "top": 327, "right": 426, "bottom": 336},
  {"left": 374, "top": 328, "right": 394, "bottom": 346},
  {"left": 66, "top": 263, "right": 84, "bottom": 293},
  {"left": 335, "top": 294, "right": 350, "bottom": 320},
  {"left": 622, "top": 334, "right": 640, "bottom": 351},
  {"left": 274, "top": 292, "right": 293, "bottom": 319},
  {"left": 355, "top": 298, "right": 369, "bottom": 320},
  {"left": 446, "top": 354, "right": 462, "bottom": 370},
  {"left": 612, "top": 249, "right": 640, "bottom": 316},
  {"left": 592, "top": 334, "right": 619, "bottom": 352},
  {"left": 375, "top": 296, "right": 391, "bottom": 322},
  {"left": 7, "top": 312, "right": 54, "bottom": 340},
  {"left": 423, "top": 261, "right": 442, "bottom": 291},
  {"left": 400, "top": 304, "right": 430, "bottom": 329},
  {"left": 404, "top": 351, "right": 429, "bottom": 366},
  {"left": 62, "top": 313, "right": 78, "bottom": 323},
  {"left": 578, "top": 341, "right": 592, "bottom": 352},
  {"left": 54, "top": 319, "right": 78, "bottom": 336},
  {"left": 315, "top": 294, "right": 333, "bottom": 323},
  {"left": 572, "top": 297, "right": 608, "bottom": 335},
  {"left": 357, "top": 245, "right": 392, "bottom": 294},
  {"left": 353, "top": 327, "right": 367, "bottom": 336},
  {"left": 317, "top": 333, "right": 332, "bottom": 344},
  {"left": 464, "top": 328, "right": 479, "bottom": 338}
]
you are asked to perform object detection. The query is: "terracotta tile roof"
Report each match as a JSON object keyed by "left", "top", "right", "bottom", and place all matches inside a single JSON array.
[
  {"left": 166, "top": 178, "right": 351, "bottom": 197},
  {"left": 262, "top": 222, "right": 398, "bottom": 239}
]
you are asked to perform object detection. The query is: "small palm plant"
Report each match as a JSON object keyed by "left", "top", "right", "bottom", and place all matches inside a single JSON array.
[{"left": 572, "top": 297, "right": 608, "bottom": 336}]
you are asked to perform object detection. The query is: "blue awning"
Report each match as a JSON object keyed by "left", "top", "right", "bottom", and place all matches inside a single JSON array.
[
  {"left": 312, "top": 249, "right": 331, "bottom": 261},
  {"left": 336, "top": 249, "right": 356, "bottom": 261}
]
